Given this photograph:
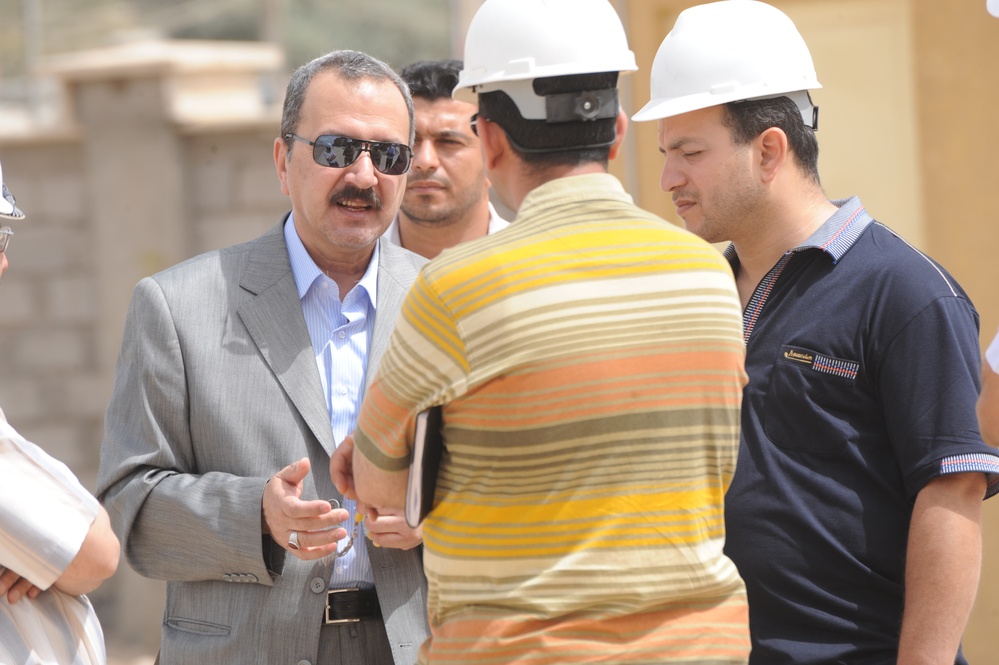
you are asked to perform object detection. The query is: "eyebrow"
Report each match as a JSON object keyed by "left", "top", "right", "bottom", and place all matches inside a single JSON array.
[
  {"left": 663, "top": 137, "right": 700, "bottom": 153},
  {"left": 418, "top": 127, "right": 468, "bottom": 140}
]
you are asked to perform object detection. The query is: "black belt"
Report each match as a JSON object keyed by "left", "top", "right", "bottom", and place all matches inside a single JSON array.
[{"left": 324, "top": 588, "right": 381, "bottom": 625}]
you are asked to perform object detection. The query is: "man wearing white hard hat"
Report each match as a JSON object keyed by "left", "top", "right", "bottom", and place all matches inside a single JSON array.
[
  {"left": 633, "top": 2, "right": 999, "bottom": 664},
  {"left": 333, "top": 0, "right": 751, "bottom": 662},
  {"left": 0, "top": 159, "right": 120, "bottom": 664}
]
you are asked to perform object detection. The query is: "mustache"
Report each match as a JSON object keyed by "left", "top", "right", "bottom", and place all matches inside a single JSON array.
[{"left": 330, "top": 184, "right": 382, "bottom": 209}]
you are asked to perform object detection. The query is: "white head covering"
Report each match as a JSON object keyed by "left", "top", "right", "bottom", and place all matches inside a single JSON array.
[{"left": 0, "top": 159, "right": 26, "bottom": 221}]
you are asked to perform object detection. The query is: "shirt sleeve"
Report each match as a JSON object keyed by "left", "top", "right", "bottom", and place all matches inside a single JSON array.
[
  {"left": 0, "top": 418, "right": 100, "bottom": 590},
  {"left": 876, "top": 295, "right": 998, "bottom": 498}
]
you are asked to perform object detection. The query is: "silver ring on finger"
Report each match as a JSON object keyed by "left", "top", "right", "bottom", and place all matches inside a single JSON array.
[{"left": 288, "top": 530, "right": 300, "bottom": 550}]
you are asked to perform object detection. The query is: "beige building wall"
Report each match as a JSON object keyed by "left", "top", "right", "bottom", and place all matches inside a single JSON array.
[
  {"left": 913, "top": 1, "right": 999, "bottom": 654},
  {"left": 0, "top": 40, "right": 291, "bottom": 657}
]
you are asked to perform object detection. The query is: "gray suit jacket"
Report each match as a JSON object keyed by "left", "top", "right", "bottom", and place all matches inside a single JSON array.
[{"left": 97, "top": 222, "right": 429, "bottom": 664}]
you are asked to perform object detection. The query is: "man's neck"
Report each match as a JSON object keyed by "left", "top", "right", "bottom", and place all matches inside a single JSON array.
[
  {"left": 315, "top": 249, "right": 374, "bottom": 300},
  {"left": 398, "top": 203, "right": 491, "bottom": 259},
  {"left": 730, "top": 196, "right": 839, "bottom": 309},
  {"left": 504, "top": 161, "right": 607, "bottom": 212}
]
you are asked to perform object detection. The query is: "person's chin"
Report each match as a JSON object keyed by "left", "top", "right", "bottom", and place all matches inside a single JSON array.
[
  {"left": 400, "top": 205, "right": 451, "bottom": 227},
  {"left": 680, "top": 216, "right": 709, "bottom": 240},
  {"left": 326, "top": 218, "right": 390, "bottom": 249}
]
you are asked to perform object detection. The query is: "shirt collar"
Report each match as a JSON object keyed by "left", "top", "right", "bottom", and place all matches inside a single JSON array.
[
  {"left": 519, "top": 173, "right": 632, "bottom": 214},
  {"left": 283, "top": 213, "right": 379, "bottom": 306},
  {"left": 723, "top": 195, "right": 873, "bottom": 266}
]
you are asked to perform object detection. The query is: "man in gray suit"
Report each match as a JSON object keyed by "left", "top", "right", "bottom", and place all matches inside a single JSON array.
[{"left": 98, "top": 50, "right": 430, "bottom": 665}]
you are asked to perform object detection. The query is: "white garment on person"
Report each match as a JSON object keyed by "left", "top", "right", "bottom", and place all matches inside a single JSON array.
[
  {"left": 987, "top": 329, "right": 999, "bottom": 374},
  {"left": 0, "top": 411, "right": 107, "bottom": 665}
]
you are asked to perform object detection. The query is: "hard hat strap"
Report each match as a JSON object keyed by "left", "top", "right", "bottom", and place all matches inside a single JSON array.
[{"left": 738, "top": 90, "right": 818, "bottom": 130}]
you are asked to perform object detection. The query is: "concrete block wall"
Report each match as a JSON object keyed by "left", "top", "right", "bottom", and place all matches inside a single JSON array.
[{"left": 0, "top": 40, "right": 291, "bottom": 657}]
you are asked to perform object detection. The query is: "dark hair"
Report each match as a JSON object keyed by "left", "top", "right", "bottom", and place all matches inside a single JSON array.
[
  {"left": 399, "top": 59, "right": 463, "bottom": 101},
  {"left": 722, "top": 96, "right": 820, "bottom": 183},
  {"left": 478, "top": 72, "right": 619, "bottom": 170},
  {"left": 280, "top": 50, "right": 415, "bottom": 148}
]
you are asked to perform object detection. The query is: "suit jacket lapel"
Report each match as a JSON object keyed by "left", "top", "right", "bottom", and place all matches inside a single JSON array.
[
  {"left": 237, "top": 223, "right": 337, "bottom": 456},
  {"left": 369, "top": 239, "right": 424, "bottom": 383}
]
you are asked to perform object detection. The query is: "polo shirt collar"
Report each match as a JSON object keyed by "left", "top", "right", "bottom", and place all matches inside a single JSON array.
[{"left": 724, "top": 196, "right": 873, "bottom": 266}]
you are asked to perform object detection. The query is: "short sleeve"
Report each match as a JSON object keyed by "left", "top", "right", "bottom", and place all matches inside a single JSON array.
[{"left": 876, "top": 296, "right": 995, "bottom": 498}]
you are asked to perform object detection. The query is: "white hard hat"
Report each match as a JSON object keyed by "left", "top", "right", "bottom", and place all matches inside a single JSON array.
[
  {"left": 632, "top": 0, "right": 821, "bottom": 127},
  {"left": 454, "top": 0, "right": 637, "bottom": 121},
  {"left": 0, "top": 159, "right": 25, "bottom": 221}
]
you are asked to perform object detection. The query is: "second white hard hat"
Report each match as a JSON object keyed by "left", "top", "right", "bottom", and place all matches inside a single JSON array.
[
  {"left": 454, "top": 0, "right": 637, "bottom": 120},
  {"left": 633, "top": 0, "right": 821, "bottom": 126}
]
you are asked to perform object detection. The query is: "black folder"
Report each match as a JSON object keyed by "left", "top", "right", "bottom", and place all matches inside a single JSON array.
[{"left": 405, "top": 405, "right": 443, "bottom": 528}]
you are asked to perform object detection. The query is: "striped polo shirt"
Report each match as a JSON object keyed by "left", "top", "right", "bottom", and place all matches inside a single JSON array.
[{"left": 355, "top": 173, "right": 750, "bottom": 664}]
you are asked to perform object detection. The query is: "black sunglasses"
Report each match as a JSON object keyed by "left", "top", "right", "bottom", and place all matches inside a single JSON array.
[{"left": 285, "top": 133, "right": 412, "bottom": 176}]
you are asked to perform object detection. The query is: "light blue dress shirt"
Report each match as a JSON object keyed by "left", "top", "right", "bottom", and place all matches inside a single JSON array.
[{"left": 284, "top": 215, "right": 376, "bottom": 589}]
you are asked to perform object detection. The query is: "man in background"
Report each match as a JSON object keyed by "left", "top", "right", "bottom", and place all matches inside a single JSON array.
[
  {"left": 97, "top": 51, "right": 429, "bottom": 665},
  {"left": 1, "top": 158, "right": 120, "bottom": 665},
  {"left": 334, "top": 1, "right": 750, "bottom": 663},
  {"left": 633, "top": 2, "right": 999, "bottom": 663},
  {"left": 383, "top": 59, "right": 507, "bottom": 259}
]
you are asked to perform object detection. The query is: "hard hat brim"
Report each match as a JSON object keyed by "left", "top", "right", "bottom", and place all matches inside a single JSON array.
[
  {"left": 633, "top": 84, "right": 822, "bottom": 123},
  {"left": 454, "top": 62, "right": 637, "bottom": 104}
]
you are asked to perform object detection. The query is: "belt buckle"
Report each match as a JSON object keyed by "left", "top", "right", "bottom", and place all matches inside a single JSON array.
[{"left": 325, "top": 587, "right": 362, "bottom": 625}]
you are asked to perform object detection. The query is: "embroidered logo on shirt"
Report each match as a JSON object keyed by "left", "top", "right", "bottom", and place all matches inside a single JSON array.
[
  {"left": 782, "top": 346, "right": 859, "bottom": 380},
  {"left": 783, "top": 349, "right": 814, "bottom": 364}
]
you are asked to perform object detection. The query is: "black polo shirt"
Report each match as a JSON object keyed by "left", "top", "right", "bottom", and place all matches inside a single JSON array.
[{"left": 724, "top": 196, "right": 999, "bottom": 665}]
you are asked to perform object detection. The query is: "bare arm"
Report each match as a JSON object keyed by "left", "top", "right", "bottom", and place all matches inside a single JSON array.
[
  {"left": 52, "top": 505, "right": 120, "bottom": 597},
  {"left": 976, "top": 364, "right": 999, "bottom": 447},
  {"left": 896, "top": 472, "right": 985, "bottom": 665},
  {"left": 1, "top": 506, "right": 120, "bottom": 602},
  {"left": 331, "top": 434, "right": 408, "bottom": 512}
]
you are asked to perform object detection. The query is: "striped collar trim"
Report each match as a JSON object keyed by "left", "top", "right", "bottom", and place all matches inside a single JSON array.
[
  {"left": 798, "top": 196, "right": 873, "bottom": 263},
  {"left": 723, "top": 196, "right": 873, "bottom": 265}
]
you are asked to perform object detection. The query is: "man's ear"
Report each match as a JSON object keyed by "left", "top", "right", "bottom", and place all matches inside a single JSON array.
[
  {"left": 757, "top": 127, "right": 788, "bottom": 184},
  {"left": 274, "top": 137, "right": 291, "bottom": 196},
  {"left": 608, "top": 110, "right": 628, "bottom": 161},
  {"left": 478, "top": 117, "right": 507, "bottom": 172}
]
